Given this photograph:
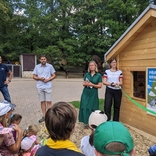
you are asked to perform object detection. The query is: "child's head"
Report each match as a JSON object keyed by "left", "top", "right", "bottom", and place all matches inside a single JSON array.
[
  {"left": 45, "top": 102, "right": 77, "bottom": 141},
  {"left": 88, "top": 110, "right": 107, "bottom": 146},
  {"left": 10, "top": 114, "right": 22, "bottom": 125},
  {"left": 21, "top": 135, "right": 36, "bottom": 152},
  {"left": 94, "top": 121, "right": 135, "bottom": 156},
  {"left": 88, "top": 110, "right": 107, "bottom": 130},
  {"left": 0, "top": 100, "right": 16, "bottom": 127},
  {"left": 23, "top": 124, "right": 39, "bottom": 137}
]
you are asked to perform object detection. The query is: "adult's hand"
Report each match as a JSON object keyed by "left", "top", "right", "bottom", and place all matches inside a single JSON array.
[
  {"left": 4, "top": 81, "right": 10, "bottom": 85},
  {"left": 40, "top": 77, "right": 45, "bottom": 81},
  {"left": 115, "top": 83, "right": 119, "bottom": 88},
  {"left": 83, "top": 81, "right": 89, "bottom": 86},
  {"left": 43, "top": 78, "right": 50, "bottom": 83}
]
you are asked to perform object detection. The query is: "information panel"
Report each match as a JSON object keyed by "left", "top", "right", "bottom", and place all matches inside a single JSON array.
[{"left": 146, "top": 67, "right": 156, "bottom": 114}]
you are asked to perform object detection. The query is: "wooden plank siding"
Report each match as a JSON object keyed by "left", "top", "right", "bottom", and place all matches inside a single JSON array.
[
  {"left": 119, "top": 60, "right": 156, "bottom": 67},
  {"left": 106, "top": 9, "right": 156, "bottom": 61},
  {"left": 120, "top": 49, "right": 156, "bottom": 61},
  {"left": 106, "top": 10, "right": 156, "bottom": 136},
  {"left": 134, "top": 25, "right": 156, "bottom": 41},
  {"left": 121, "top": 67, "right": 146, "bottom": 71},
  {"left": 120, "top": 97, "right": 156, "bottom": 135}
]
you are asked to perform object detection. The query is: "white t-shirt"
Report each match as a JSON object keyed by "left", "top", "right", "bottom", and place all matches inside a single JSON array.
[
  {"left": 103, "top": 69, "right": 123, "bottom": 90},
  {"left": 80, "top": 135, "right": 95, "bottom": 156}
]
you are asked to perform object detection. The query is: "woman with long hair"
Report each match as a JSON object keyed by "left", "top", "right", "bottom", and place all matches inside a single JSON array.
[
  {"left": 103, "top": 58, "right": 123, "bottom": 121},
  {"left": 79, "top": 61, "right": 102, "bottom": 126}
]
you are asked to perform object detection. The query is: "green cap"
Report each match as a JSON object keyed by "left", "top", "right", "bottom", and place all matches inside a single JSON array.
[{"left": 94, "top": 121, "right": 134, "bottom": 156}]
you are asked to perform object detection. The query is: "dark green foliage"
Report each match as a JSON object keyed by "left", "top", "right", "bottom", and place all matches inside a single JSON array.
[{"left": 0, "top": 0, "right": 150, "bottom": 65}]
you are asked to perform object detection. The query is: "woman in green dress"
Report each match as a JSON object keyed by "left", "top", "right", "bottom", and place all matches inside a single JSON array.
[{"left": 79, "top": 61, "right": 102, "bottom": 125}]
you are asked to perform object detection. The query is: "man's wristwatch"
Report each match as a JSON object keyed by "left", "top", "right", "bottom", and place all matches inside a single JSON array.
[{"left": 8, "top": 80, "right": 11, "bottom": 82}]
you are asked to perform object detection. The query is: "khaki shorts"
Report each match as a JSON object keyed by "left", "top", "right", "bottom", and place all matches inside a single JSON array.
[{"left": 37, "top": 88, "right": 52, "bottom": 102}]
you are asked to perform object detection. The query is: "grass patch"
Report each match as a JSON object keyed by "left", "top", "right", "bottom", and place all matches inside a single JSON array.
[
  {"left": 70, "top": 99, "right": 104, "bottom": 111},
  {"left": 70, "top": 101, "right": 80, "bottom": 109},
  {"left": 70, "top": 99, "right": 114, "bottom": 114}
]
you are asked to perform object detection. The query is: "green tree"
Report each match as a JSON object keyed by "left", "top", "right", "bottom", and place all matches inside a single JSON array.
[
  {"left": 0, "top": 0, "right": 16, "bottom": 61},
  {"left": 73, "top": 0, "right": 149, "bottom": 66},
  {"left": 0, "top": 0, "right": 150, "bottom": 67}
]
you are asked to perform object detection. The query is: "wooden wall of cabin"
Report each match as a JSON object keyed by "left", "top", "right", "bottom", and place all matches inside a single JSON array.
[{"left": 118, "top": 18, "right": 156, "bottom": 136}]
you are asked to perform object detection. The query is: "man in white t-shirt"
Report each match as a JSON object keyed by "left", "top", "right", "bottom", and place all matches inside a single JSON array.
[{"left": 33, "top": 55, "right": 56, "bottom": 123}]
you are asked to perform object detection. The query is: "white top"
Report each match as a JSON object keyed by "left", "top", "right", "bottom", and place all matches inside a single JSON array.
[
  {"left": 80, "top": 135, "right": 96, "bottom": 156},
  {"left": 33, "top": 63, "right": 56, "bottom": 89},
  {"left": 103, "top": 69, "right": 123, "bottom": 90}
]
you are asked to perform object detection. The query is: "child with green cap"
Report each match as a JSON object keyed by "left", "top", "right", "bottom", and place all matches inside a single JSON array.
[{"left": 93, "top": 121, "right": 135, "bottom": 156}]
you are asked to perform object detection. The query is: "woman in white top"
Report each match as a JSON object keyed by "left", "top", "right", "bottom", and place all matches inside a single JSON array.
[
  {"left": 103, "top": 58, "right": 123, "bottom": 121},
  {"left": 80, "top": 110, "right": 107, "bottom": 156}
]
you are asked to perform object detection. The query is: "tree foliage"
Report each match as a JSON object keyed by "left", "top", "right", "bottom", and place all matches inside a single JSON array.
[{"left": 0, "top": 0, "right": 150, "bottom": 68}]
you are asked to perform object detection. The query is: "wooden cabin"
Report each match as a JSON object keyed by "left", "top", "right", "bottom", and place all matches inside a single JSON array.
[{"left": 104, "top": 4, "right": 156, "bottom": 136}]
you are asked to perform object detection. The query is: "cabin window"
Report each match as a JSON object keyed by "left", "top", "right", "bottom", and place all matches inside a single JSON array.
[{"left": 133, "top": 71, "right": 145, "bottom": 99}]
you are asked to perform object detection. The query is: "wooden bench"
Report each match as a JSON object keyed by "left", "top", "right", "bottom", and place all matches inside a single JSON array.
[{"left": 65, "top": 67, "right": 86, "bottom": 78}]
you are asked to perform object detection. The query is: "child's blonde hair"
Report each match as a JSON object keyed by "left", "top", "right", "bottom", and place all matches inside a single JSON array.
[{"left": 23, "top": 124, "right": 39, "bottom": 138}]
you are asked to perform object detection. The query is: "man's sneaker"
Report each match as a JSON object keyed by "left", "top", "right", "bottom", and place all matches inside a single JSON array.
[{"left": 39, "top": 117, "right": 45, "bottom": 123}]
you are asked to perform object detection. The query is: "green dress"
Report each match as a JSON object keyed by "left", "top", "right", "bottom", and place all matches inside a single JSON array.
[{"left": 78, "top": 72, "right": 102, "bottom": 124}]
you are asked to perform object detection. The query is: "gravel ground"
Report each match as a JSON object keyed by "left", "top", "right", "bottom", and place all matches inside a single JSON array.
[{"left": 37, "top": 109, "right": 156, "bottom": 156}]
